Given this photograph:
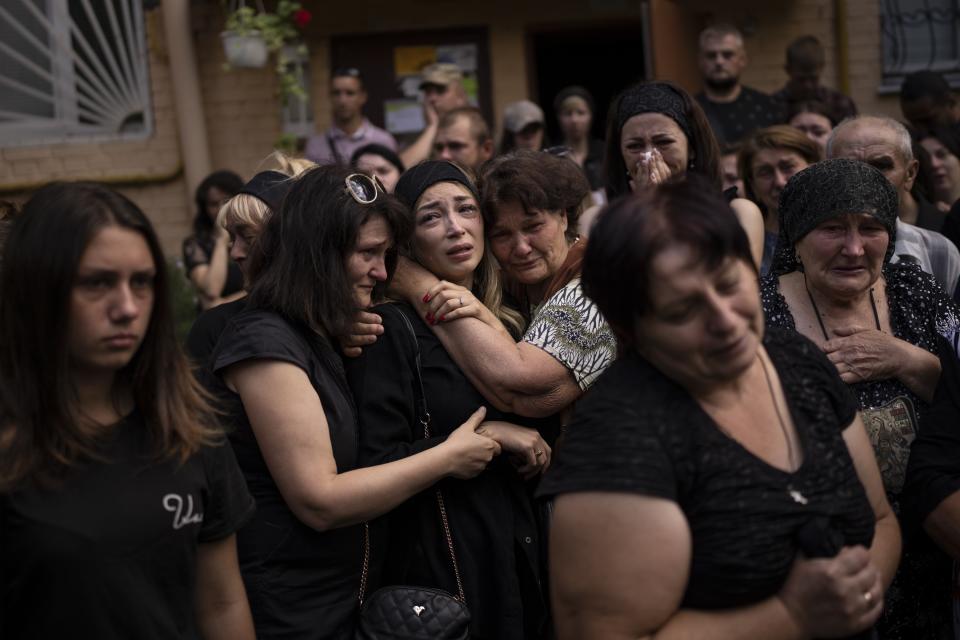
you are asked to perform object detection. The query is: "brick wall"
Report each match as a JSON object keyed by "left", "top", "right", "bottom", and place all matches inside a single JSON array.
[{"left": 0, "top": 0, "right": 903, "bottom": 257}]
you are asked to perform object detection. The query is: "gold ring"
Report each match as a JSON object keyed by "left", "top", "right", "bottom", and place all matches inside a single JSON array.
[{"left": 535, "top": 449, "right": 544, "bottom": 457}]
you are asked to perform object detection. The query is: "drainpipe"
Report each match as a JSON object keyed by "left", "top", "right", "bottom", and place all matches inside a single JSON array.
[
  {"left": 834, "top": 0, "right": 851, "bottom": 95},
  {"left": 161, "top": 0, "right": 212, "bottom": 206}
]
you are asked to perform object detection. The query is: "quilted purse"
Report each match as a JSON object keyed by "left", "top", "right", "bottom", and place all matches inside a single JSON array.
[{"left": 354, "top": 307, "right": 472, "bottom": 640}]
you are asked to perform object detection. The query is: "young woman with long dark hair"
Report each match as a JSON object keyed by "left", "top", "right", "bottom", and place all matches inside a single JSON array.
[{"left": 0, "top": 183, "right": 255, "bottom": 639}]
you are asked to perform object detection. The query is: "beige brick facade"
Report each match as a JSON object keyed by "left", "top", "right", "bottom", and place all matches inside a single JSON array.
[{"left": 0, "top": 0, "right": 907, "bottom": 256}]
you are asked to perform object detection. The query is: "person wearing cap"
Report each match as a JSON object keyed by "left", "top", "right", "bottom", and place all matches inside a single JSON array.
[
  {"left": 399, "top": 63, "right": 470, "bottom": 170},
  {"left": 186, "top": 153, "right": 315, "bottom": 369},
  {"left": 433, "top": 106, "right": 494, "bottom": 175},
  {"left": 695, "top": 24, "right": 785, "bottom": 146},
  {"left": 901, "top": 70, "right": 960, "bottom": 132},
  {"left": 304, "top": 67, "right": 397, "bottom": 167},
  {"left": 498, "top": 100, "right": 546, "bottom": 154},
  {"left": 760, "top": 157, "right": 960, "bottom": 639}
]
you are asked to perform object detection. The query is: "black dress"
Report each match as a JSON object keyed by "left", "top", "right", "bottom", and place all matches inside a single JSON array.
[
  {"left": 0, "top": 411, "right": 254, "bottom": 639},
  {"left": 539, "top": 328, "right": 875, "bottom": 611},
  {"left": 211, "top": 309, "right": 362, "bottom": 640},
  {"left": 345, "top": 303, "right": 545, "bottom": 640},
  {"left": 761, "top": 265, "right": 960, "bottom": 639}
]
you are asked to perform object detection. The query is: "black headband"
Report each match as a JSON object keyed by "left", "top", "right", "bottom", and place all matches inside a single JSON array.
[
  {"left": 617, "top": 83, "right": 693, "bottom": 143},
  {"left": 394, "top": 161, "right": 478, "bottom": 210},
  {"left": 239, "top": 170, "right": 292, "bottom": 212}
]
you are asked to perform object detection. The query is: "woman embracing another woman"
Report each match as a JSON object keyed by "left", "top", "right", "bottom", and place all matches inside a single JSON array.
[{"left": 346, "top": 161, "right": 550, "bottom": 639}]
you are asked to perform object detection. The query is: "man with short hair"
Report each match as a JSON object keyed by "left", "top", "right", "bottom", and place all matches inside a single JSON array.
[
  {"left": 304, "top": 68, "right": 396, "bottom": 166},
  {"left": 900, "top": 70, "right": 960, "bottom": 131},
  {"left": 695, "top": 24, "right": 785, "bottom": 146},
  {"left": 772, "top": 35, "right": 857, "bottom": 124},
  {"left": 827, "top": 115, "right": 960, "bottom": 295},
  {"left": 432, "top": 106, "right": 493, "bottom": 174},
  {"left": 400, "top": 63, "right": 471, "bottom": 169}
]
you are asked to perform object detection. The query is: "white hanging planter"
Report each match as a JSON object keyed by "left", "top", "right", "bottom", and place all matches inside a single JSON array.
[{"left": 221, "top": 30, "right": 268, "bottom": 68}]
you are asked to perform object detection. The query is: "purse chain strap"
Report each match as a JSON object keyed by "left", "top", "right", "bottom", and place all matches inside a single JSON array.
[{"left": 358, "top": 305, "right": 466, "bottom": 604}]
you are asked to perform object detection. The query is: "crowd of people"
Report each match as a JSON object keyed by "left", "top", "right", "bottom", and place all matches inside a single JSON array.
[{"left": 4, "top": 21, "right": 960, "bottom": 640}]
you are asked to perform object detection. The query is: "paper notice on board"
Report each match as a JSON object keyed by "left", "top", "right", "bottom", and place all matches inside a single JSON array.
[
  {"left": 436, "top": 44, "right": 477, "bottom": 72},
  {"left": 385, "top": 99, "right": 426, "bottom": 134},
  {"left": 394, "top": 46, "right": 436, "bottom": 77}
]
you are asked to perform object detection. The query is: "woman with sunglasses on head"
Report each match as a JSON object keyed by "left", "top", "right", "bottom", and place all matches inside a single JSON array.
[
  {"left": 207, "top": 165, "right": 502, "bottom": 639},
  {"left": 346, "top": 161, "right": 550, "bottom": 640},
  {"left": 0, "top": 183, "right": 256, "bottom": 640}
]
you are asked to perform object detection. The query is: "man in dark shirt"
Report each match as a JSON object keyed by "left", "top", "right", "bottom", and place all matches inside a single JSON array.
[
  {"left": 901, "top": 70, "right": 960, "bottom": 132},
  {"left": 695, "top": 24, "right": 785, "bottom": 146},
  {"left": 771, "top": 35, "right": 857, "bottom": 124}
]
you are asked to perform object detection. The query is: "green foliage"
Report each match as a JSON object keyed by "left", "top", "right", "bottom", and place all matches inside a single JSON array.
[
  {"left": 223, "top": 1, "right": 309, "bottom": 105},
  {"left": 167, "top": 258, "right": 197, "bottom": 345}
]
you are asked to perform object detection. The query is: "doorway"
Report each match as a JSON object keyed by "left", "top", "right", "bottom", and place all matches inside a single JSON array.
[{"left": 528, "top": 23, "right": 647, "bottom": 143}]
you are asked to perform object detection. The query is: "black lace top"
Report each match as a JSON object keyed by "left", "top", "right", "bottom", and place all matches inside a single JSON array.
[
  {"left": 760, "top": 263, "right": 960, "bottom": 639},
  {"left": 539, "top": 328, "right": 874, "bottom": 610},
  {"left": 760, "top": 262, "right": 959, "bottom": 414}
]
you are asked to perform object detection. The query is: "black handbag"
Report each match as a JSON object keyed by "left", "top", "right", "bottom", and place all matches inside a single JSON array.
[{"left": 355, "top": 307, "right": 472, "bottom": 640}]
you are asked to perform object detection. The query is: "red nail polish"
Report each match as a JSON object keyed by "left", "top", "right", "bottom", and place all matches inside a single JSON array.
[
  {"left": 422, "top": 293, "right": 430, "bottom": 302},
  {"left": 426, "top": 312, "right": 434, "bottom": 323},
  {"left": 439, "top": 315, "right": 446, "bottom": 322}
]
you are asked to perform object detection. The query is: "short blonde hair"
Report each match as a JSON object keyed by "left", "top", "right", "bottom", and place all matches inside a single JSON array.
[{"left": 216, "top": 151, "right": 316, "bottom": 230}]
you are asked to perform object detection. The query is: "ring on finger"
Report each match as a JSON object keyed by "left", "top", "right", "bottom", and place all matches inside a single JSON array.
[{"left": 535, "top": 449, "right": 544, "bottom": 457}]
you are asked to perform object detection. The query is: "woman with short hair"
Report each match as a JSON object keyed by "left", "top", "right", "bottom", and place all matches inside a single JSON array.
[
  {"left": 543, "top": 177, "right": 900, "bottom": 639},
  {"left": 739, "top": 125, "right": 822, "bottom": 274}
]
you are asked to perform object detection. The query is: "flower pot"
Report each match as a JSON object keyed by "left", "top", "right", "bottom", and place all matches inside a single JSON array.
[{"left": 221, "top": 31, "right": 268, "bottom": 68}]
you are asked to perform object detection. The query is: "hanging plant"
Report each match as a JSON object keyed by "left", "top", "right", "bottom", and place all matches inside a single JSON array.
[{"left": 222, "top": 0, "right": 312, "bottom": 104}]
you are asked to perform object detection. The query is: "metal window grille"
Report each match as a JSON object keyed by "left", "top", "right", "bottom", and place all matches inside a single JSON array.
[
  {"left": 880, "top": 0, "right": 960, "bottom": 92},
  {"left": 0, "top": 0, "right": 152, "bottom": 145}
]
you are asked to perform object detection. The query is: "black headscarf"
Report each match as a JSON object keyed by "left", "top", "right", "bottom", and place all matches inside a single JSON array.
[
  {"left": 771, "top": 158, "right": 899, "bottom": 275},
  {"left": 239, "top": 170, "right": 293, "bottom": 212},
  {"left": 394, "top": 161, "right": 478, "bottom": 210}
]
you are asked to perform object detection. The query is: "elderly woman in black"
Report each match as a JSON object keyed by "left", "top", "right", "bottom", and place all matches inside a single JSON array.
[
  {"left": 346, "top": 161, "right": 549, "bottom": 639},
  {"left": 541, "top": 178, "right": 899, "bottom": 639},
  {"left": 761, "top": 158, "right": 960, "bottom": 638}
]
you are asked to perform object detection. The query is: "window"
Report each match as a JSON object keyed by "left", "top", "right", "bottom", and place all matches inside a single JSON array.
[
  {"left": 0, "top": 0, "right": 152, "bottom": 145},
  {"left": 880, "top": 0, "right": 960, "bottom": 92},
  {"left": 280, "top": 46, "right": 313, "bottom": 139}
]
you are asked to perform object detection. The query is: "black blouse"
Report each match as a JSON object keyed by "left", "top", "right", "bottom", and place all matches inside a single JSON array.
[
  {"left": 345, "top": 303, "right": 545, "bottom": 640},
  {"left": 211, "top": 309, "right": 361, "bottom": 640},
  {"left": 539, "top": 328, "right": 874, "bottom": 610}
]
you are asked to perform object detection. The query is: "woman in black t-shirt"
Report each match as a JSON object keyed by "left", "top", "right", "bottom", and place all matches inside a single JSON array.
[
  {"left": 182, "top": 170, "right": 245, "bottom": 311},
  {"left": 0, "top": 183, "right": 255, "bottom": 640},
  {"left": 540, "top": 179, "right": 901, "bottom": 639},
  {"left": 210, "top": 165, "right": 504, "bottom": 639}
]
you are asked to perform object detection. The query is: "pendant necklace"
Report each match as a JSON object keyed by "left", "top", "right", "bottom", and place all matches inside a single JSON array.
[
  {"left": 758, "top": 352, "right": 807, "bottom": 505},
  {"left": 804, "top": 275, "right": 881, "bottom": 340}
]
